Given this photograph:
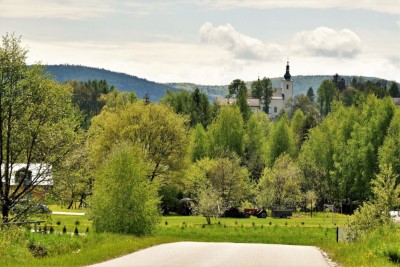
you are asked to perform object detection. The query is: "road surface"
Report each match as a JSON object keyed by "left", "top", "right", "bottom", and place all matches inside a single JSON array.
[{"left": 88, "top": 242, "right": 332, "bottom": 267}]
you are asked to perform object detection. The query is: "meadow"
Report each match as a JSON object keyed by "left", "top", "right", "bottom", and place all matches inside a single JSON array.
[{"left": 1, "top": 211, "right": 399, "bottom": 267}]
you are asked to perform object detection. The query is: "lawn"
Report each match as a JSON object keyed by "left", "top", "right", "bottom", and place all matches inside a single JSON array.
[{"left": 1, "top": 212, "right": 399, "bottom": 267}]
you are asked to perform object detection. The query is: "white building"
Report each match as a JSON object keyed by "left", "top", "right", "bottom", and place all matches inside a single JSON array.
[
  {"left": 268, "top": 62, "right": 293, "bottom": 119},
  {"left": 215, "top": 62, "right": 294, "bottom": 119}
]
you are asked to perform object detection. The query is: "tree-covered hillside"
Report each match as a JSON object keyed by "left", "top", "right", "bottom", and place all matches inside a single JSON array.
[
  {"left": 45, "top": 65, "right": 395, "bottom": 102},
  {"left": 45, "top": 65, "right": 181, "bottom": 102}
]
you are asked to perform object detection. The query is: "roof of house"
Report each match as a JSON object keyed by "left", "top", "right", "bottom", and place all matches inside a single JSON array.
[
  {"left": 247, "top": 98, "right": 260, "bottom": 107},
  {"left": 1, "top": 163, "right": 53, "bottom": 186},
  {"left": 392, "top": 98, "right": 400, "bottom": 105}
]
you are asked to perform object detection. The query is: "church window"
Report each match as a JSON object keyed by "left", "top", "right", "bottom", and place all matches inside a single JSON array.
[
  {"left": 286, "top": 84, "right": 289, "bottom": 89},
  {"left": 274, "top": 107, "right": 278, "bottom": 113}
]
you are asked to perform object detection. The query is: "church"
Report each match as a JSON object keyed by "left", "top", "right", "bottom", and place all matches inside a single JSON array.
[
  {"left": 215, "top": 62, "right": 294, "bottom": 119},
  {"left": 268, "top": 62, "right": 294, "bottom": 119}
]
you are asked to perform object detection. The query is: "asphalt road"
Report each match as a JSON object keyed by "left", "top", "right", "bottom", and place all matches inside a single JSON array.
[{"left": 88, "top": 242, "right": 332, "bottom": 267}]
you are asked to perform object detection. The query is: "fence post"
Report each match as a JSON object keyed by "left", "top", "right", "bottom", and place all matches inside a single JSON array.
[{"left": 336, "top": 227, "right": 339, "bottom": 243}]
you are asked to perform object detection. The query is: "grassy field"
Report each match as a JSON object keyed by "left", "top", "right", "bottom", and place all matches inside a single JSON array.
[{"left": 1, "top": 212, "right": 399, "bottom": 267}]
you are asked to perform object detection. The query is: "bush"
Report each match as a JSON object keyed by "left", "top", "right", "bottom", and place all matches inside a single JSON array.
[
  {"left": 0, "top": 226, "right": 30, "bottom": 261},
  {"left": 90, "top": 143, "right": 160, "bottom": 236}
]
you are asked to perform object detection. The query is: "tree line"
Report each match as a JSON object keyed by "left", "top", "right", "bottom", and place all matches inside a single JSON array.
[{"left": 1, "top": 34, "right": 399, "bottom": 237}]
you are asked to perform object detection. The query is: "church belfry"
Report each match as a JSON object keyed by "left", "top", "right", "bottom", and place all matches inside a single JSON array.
[
  {"left": 284, "top": 61, "right": 291, "bottom": 81},
  {"left": 281, "top": 61, "right": 294, "bottom": 101}
]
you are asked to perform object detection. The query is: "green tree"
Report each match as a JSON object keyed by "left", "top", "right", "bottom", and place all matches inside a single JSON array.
[
  {"left": 251, "top": 77, "right": 273, "bottom": 113},
  {"left": 388, "top": 82, "right": 400, "bottom": 97},
  {"left": 89, "top": 101, "right": 189, "bottom": 182},
  {"left": 228, "top": 79, "right": 247, "bottom": 97},
  {"left": 235, "top": 88, "right": 251, "bottom": 122},
  {"left": 307, "top": 87, "right": 315, "bottom": 102},
  {"left": 257, "top": 154, "right": 302, "bottom": 209},
  {"left": 69, "top": 79, "right": 114, "bottom": 129},
  {"left": 196, "top": 188, "right": 222, "bottom": 225},
  {"left": 0, "top": 34, "right": 81, "bottom": 222},
  {"left": 190, "top": 123, "right": 209, "bottom": 162},
  {"left": 90, "top": 143, "right": 160, "bottom": 235},
  {"left": 347, "top": 164, "right": 399, "bottom": 241},
  {"left": 317, "top": 80, "right": 338, "bottom": 116},
  {"left": 379, "top": 108, "right": 400, "bottom": 181},
  {"left": 244, "top": 113, "right": 268, "bottom": 181},
  {"left": 52, "top": 136, "right": 91, "bottom": 210},
  {"left": 267, "top": 114, "right": 295, "bottom": 166},
  {"left": 208, "top": 106, "right": 245, "bottom": 157},
  {"left": 207, "top": 154, "right": 252, "bottom": 207}
]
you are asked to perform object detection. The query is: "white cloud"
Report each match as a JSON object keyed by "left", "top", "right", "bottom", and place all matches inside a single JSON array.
[
  {"left": 291, "top": 27, "right": 362, "bottom": 58},
  {"left": 194, "top": 0, "right": 400, "bottom": 15},
  {"left": 0, "top": 0, "right": 111, "bottom": 20},
  {"left": 199, "top": 22, "right": 282, "bottom": 61},
  {"left": 397, "top": 21, "right": 400, "bottom": 28}
]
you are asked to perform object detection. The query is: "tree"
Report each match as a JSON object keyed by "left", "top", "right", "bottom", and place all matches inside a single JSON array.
[
  {"left": 0, "top": 34, "right": 81, "bottom": 223},
  {"left": 379, "top": 109, "right": 400, "bottom": 182},
  {"left": 69, "top": 79, "right": 114, "bottom": 129},
  {"left": 251, "top": 78, "right": 273, "bottom": 113},
  {"left": 307, "top": 87, "right": 315, "bottom": 102},
  {"left": 207, "top": 154, "right": 252, "bottom": 207},
  {"left": 208, "top": 106, "right": 245, "bottom": 157},
  {"left": 235, "top": 88, "right": 251, "bottom": 122},
  {"left": 52, "top": 136, "right": 92, "bottom": 210},
  {"left": 89, "top": 101, "right": 189, "bottom": 182},
  {"left": 257, "top": 154, "right": 302, "bottom": 209},
  {"left": 317, "top": 80, "right": 338, "bottom": 116},
  {"left": 196, "top": 188, "right": 222, "bottom": 225},
  {"left": 190, "top": 123, "right": 209, "bottom": 162},
  {"left": 346, "top": 164, "right": 399, "bottom": 241},
  {"left": 388, "top": 82, "right": 400, "bottom": 97},
  {"left": 332, "top": 73, "right": 346, "bottom": 92},
  {"left": 266, "top": 114, "right": 295, "bottom": 166},
  {"left": 161, "top": 89, "right": 212, "bottom": 128},
  {"left": 90, "top": 143, "right": 160, "bottom": 235},
  {"left": 244, "top": 113, "right": 268, "bottom": 181},
  {"left": 228, "top": 79, "right": 247, "bottom": 97}
]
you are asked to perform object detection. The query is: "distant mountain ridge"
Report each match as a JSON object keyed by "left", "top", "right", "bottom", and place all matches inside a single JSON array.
[
  {"left": 44, "top": 65, "right": 181, "bottom": 102},
  {"left": 45, "top": 65, "right": 393, "bottom": 102}
]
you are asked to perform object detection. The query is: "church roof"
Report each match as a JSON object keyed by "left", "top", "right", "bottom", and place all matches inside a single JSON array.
[{"left": 284, "top": 61, "right": 292, "bottom": 81}]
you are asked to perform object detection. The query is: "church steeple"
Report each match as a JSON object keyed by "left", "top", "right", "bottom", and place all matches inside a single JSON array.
[{"left": 284, "top": 61, "right": 291, "bottom": 81}]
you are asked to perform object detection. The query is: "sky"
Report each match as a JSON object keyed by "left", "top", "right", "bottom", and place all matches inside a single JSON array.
[{"left": 0, "top": 0, "right": 399, "bottom": 85}]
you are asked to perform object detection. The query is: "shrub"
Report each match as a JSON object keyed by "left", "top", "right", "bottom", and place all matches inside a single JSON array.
[
  {"left": 74, "top": 227, "right": 79, "bottom": 235},
  {"left": 62, "top": 226, "right": 67, "bottom": 234},
  {"left": 28, "top": 242, "right": 47, "bottom": 257},
  {"left": 90, "top": 143, "right": 160, "bottom": 236}
]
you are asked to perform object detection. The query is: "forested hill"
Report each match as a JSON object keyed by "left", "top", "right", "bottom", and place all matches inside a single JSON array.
[
  {"left": 45, "top": 65, "right": 393, "bottom": 102},
  {"left": 44, "top": 65, "right": 182, "bottom": 102}
]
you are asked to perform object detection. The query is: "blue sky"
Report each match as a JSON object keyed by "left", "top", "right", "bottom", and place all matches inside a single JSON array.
[{"left": 1, "top": 0, "right": 399, "bottom": 85}]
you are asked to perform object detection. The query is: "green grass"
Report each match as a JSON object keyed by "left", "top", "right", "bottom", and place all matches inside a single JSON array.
[{"left": 1, "top": 213, "right": 399, "bottom": 267}]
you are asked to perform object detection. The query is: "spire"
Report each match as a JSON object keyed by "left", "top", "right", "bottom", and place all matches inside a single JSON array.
[{"left": 284, "top": 61, "right": 291, "bottom": 81}]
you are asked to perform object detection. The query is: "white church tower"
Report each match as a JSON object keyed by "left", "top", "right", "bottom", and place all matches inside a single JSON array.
[
  {"left": 269, "top": 62, "right": 294, "bottom": 119},
  {"left": 281, "top": 61, "right": 293, "bottom": 101}
]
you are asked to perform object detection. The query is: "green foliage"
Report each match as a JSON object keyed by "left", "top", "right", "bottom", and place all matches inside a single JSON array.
[
  {"left": 190, "top": 124, "right": 209, "bottom": 162},
  {"left": 196, "top": 188, "right": 222, "bottom": 225},
  {"left": 317, "top": 79, "right": 338, "bottom": 116},
  {"left": 266, "top": 114, "right": 295, "bottom": 166},
  {"left": 89, "top": 101, "right": 189, "bottom": 181},
  {"left": 258, "top": 154, "right": 302, "bottom": 209},
  {"left": 161, "top": 88, "right": 212, "bottom": 128},
  {"left": 0, "top": 34, "right": 81, "bottom": 222},
  {"left": 68, "top": 79, "right": 114, "bottom": 129},
  {"left": 235, "top": 88, "right": 252, "bottom": 122},
  {"left": 208, "top": 106, "right": 245, "bottom": 157},
  {"left": 346, "top": 164, "right": 399, "bottom": 241},
  {"left": 250, "top": 77, "right": 273, "bottom": 112},
  {"left": 306, "top": 87, "right": 314, "bottom": 101},
  {"left": 379, "top": 108, "right": 400, "bottom": 181},
  {"left": 45, "top": 64, "right": 180, "bottom": 101},
  {"left": 90, "top": 144, "right": 160, "bottom": 235},
  {"left": 244, "top": 113, "right": 269, "bottom": 181}
]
